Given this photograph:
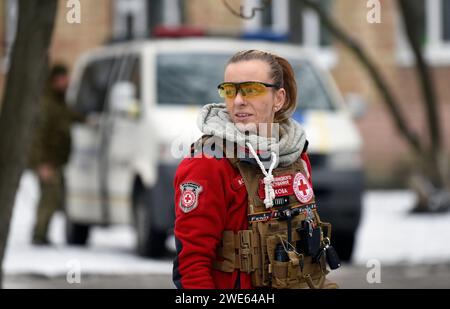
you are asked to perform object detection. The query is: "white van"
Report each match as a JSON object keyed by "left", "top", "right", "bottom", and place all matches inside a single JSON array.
[{"left": 65, "top": 38, "right": 364, "bottom": 260}]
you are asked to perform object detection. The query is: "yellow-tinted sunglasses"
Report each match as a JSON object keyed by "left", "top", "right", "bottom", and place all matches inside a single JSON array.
[{"left": 217, "top": 81, "right": 280, "bottom": 99}]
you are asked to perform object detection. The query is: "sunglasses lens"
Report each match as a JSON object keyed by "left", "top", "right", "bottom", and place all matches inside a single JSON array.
[
  {"left": 218, "top": 83, "right": 237, "bottom": 99},
  {"left": 240, "top": 82, "right": 267, "bottom": 97},
  {"left": 218, "top": 82, "right": 271, "bottom": 99}
]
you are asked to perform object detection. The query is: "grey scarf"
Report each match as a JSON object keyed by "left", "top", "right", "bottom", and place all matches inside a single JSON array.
[{"left": 197, "top": 103, "right": 307, "bottom": 168}]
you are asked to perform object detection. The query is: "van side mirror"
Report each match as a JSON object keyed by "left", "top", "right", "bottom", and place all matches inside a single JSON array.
[
  {"left": 110, "top": 81, "right": 140, "bottom": 118},
  {"left": 344, "top": 93, "right": 368, "bottom": 119}
]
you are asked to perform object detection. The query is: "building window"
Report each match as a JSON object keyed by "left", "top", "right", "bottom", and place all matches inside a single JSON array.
[
  {"left": 318, "top": 0, "right": 333, "bottom": 46},
  {"left": 442, "top": 0, "right": 450, "bottom": 42},
  {"left": 243, "top": 0, "right": 336, "bottom": 68},
  {"left": 243, "top": 0, "right": 332, "bottom": 45},
  {"left": 147, "top": 0, "right": 163, "bottom": 34},
  {"left": 296, "top": 0, "right": 333, "bottom": 47},
  {"left": 2, "top": 0, "right": 18, "bottom": 72},
  {"left": 114, "top": 0, "right": 185, "bottom": 39},
  {"left": 261, "top": 1, "right": 273, "bottom": 30},
  {"left": 397, "top": 0, "right": 450, "bottom": 65},
  {"left": 113, "top": 0, "right": 148, "bottom": 40},
  {"left": 161, "top": 0, "right": 184, "bottom": 27},
  {"left": 147, "top": 0, "right": 184, "bottom": 36}
]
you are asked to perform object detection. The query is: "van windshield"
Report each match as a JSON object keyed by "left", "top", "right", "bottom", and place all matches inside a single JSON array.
[{"left": 157, "top": 53, "right": 334, "bottom": 111}]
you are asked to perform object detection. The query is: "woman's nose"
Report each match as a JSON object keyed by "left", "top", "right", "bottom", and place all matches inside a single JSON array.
[{"left": 234, "top": 92, "right": 246, "bottom": 106}]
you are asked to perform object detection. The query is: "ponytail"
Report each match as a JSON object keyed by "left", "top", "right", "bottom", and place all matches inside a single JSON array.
[{"left": 273, "top": 55, "right": 297, "bottom": 123}]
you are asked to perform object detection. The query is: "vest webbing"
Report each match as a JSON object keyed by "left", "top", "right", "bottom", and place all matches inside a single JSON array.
[{"left": 192, "top": 135, "right": 335, "bottom": 289}]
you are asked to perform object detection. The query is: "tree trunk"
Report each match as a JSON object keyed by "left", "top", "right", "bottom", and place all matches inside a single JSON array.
[
  {"left": 0, "top": 0, "right": 57, "bottom": 288},
  {"left": 398, "top": 0, "right": 449, "bottom": 191}
]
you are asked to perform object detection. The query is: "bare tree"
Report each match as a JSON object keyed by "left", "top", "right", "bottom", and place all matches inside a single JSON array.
[
  {"left": 397, "top": 0, "right": 450, "bottom": 211},
  {"left": 298, "top": 0, "right": 449, "bottom": 211},
  {"left": 300, "top": 0, "right": 424, "bottom": 153},
  {"left": 0, "top": 0, "right": 58, "bottom": 288}
]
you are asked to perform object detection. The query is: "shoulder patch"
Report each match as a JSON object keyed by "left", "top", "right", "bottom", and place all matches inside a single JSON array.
[{"left": 179, "top": 182, "right": 203, "bottom": 213}]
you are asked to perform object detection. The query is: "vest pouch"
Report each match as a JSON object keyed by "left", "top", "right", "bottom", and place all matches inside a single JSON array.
[
  {"left": 237, "top": 229, "right": 259, "bottom": 273},
  {"left": 273, "top": 242, "right": 328, "bottom": 289},
  {"left": 213, "top": 230, "right": 236, "bottom": 272},
  {"left": 267, "top": 235, "right": 304, "bottom": 289},
  {"left": 301, "top": 255, "right": 328, "bottom": 289},
  {"left": 271, "top": 260, "right": 289, "bottom": 289},
  {"left": 274, "top": 251, "right": 319, "bottom": 289},
  {"left": 266, "top": 235, "right": 287, "bottom": 288},
  {"left": 250, "top": 223, "right": 274, "bottom": 287}
]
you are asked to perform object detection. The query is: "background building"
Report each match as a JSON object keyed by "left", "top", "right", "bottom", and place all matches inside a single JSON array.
[{"left": 1, "top": 0, "right": 449, "bottom": 187}]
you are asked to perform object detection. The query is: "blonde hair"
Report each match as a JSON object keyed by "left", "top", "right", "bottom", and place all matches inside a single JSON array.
[{"left": 227, "top": 50, "right": 297, "bottom": 123}]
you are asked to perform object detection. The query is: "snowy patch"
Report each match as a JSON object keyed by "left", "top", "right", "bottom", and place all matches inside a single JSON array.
[
  {"left": 4, "top": 172, "right": 173, "bottom": 277},
  {"left": 353, "top": 191, "right": 450, "bottom": 266},
  {"left": 5, "top": 173, "right": 450, "bottom": 277}
]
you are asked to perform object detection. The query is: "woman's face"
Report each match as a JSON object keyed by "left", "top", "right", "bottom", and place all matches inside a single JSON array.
[{"left": 223, "top": 60, "right": 286, "bottom": 130}]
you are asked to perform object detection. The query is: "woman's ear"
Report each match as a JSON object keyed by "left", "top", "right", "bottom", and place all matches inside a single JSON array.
[{"left": 274, "top": 88, "right": 286, "bottom": 112}]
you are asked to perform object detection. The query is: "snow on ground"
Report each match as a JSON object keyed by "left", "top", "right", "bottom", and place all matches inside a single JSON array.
[
  {"left": 4, "top": 172, "right": 173, "bottom": 277},
  {"left": 353, "top": 191, "right": 450, "bottom": 266},
  {"left": 4, "top": 172, "right": 450, "bottom": 277}
]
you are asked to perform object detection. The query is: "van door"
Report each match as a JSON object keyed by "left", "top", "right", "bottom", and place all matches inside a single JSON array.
[
  {"left": 66, "top": 55, "right": 124, "bottom": 224},
  {"left": 103, "top": 54, "right": 144, "bottom": 224}
]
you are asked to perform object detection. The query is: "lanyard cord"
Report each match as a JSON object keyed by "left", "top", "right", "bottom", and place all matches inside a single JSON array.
[{"left": 246, "top": 142, "right": 278, "bottom": 209}]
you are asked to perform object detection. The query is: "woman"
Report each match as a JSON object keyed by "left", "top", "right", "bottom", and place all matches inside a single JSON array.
[{"left": 173, "top": 50, "right": 339, "bottom": 289}]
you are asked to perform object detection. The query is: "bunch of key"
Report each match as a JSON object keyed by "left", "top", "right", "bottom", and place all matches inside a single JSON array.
[
  {"left": 295, "top": 208, "right": 341, "bottom": 270},
  {"left": 314, "top": 237, "right": 341, "bottom": 270}
]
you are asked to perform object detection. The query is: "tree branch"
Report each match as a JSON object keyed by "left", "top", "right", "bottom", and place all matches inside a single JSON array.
[
  {"left": 398, "top": 0, "right": 445, "bottom": 186},
  {"left": 297, "top": 0, "right": 424, "bottom": 156}
]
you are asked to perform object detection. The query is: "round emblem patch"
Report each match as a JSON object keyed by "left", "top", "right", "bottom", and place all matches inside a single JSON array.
[
  {"left": 179, "top": 182, "right": 203, "bottom": 213},
  {"left": 293, "top": 172, "right": 314, "bottom": 204}
]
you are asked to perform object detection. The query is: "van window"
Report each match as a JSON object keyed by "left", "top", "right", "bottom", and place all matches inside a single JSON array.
[
  {"left": 76, "top": 55, "right": 141, "bottom": 114},
  {"left": 292, "top": 60, "right": 335, "bottom": 111},
  {"left": 157, "top": 53, "right": 229, "bottom": 106},
  {"left": 156, "top": 53, "right": 334, "bottom": 110}
]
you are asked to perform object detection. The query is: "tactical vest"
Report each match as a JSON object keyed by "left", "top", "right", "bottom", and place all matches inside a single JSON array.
[{"left": 192, "top": 136, "right": 338, "bottom": 289}]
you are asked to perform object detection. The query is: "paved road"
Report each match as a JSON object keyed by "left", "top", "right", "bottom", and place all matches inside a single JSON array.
[{"left": 5, "top": 263, "right": 450, "bottom": 289}]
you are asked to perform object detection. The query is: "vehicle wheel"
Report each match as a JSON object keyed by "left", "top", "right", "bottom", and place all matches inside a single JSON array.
[
  {"left": 134, "top": 188, "right": 167, "bottom": 258},
  {"left": 332, "top": 230, "right": 355, "bottom": 262},
  {"left": 65, "top": 218, "right": 90, "bottom": 246}
]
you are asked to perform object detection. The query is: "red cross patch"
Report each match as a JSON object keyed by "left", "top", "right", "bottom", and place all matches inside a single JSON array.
[
  {"left": 293, "top": 172, "right": 314, "bottom": 204},
  {"left": 179, "top": 182, "right": 203, "bottom": 213}
]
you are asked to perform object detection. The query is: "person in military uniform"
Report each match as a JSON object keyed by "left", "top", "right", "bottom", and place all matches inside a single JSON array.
[
  {"left": 173, "top": 50, "right": 340, "bottom": 289},
  {"left": 29, "top": 64, "right": 85, "bottom": 245}
]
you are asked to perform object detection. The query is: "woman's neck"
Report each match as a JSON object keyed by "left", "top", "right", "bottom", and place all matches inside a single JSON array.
[{"left": 235, "top": 122, "right": 274, "bottom": 138}]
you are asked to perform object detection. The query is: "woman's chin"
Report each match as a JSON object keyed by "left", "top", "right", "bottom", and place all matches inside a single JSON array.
[{"left": 234, "top": 121, "right": 258, "bottom": 133}]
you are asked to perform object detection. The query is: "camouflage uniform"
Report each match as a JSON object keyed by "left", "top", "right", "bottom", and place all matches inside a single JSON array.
[{"left": 29, "top": 84, "right": 84, "bottom": 244}]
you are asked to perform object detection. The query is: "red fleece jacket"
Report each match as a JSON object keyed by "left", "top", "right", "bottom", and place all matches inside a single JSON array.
[{"left": 173, "top": 152, "right": 313, "bottom": 289}]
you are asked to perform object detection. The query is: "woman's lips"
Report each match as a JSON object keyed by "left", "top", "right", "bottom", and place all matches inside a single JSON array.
[{"left": 234, "top": 113, "right": 253, "bottom": 121}]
